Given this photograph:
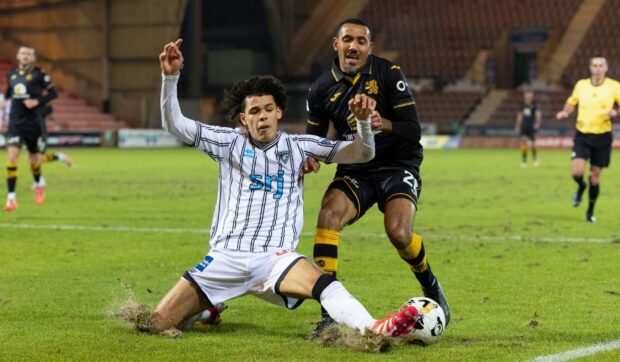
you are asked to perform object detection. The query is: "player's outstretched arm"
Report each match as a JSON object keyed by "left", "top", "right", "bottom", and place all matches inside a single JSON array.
[
  {"left": 331, "top": 94, "right": 375, "bottom": 163},
  {"left": 160, "top": 39, "right": 197, "bottom": 144}
]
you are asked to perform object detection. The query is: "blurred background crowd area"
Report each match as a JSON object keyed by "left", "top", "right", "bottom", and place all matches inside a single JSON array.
[{"left": 1, "top": 0, "right": 618, "bottom": 144}]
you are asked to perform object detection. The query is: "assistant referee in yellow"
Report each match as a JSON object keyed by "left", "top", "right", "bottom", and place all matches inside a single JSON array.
[{"left": 557, "top": 56, "right": 620, "bottom": 222}]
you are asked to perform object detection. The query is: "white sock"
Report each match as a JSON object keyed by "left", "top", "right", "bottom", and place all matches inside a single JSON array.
[
  {"left": 319, "top": 281, "right": 375, "bottom": 334},
  {"left": 7, "top": 192, "right": 16, "bottom": 201},
  {"left": 57, "top": 153, "right": 66, "bottom": 161}
]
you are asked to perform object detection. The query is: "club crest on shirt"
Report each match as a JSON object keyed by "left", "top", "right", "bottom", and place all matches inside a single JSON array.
[
  {"left": 243, "top": 148, "right": 255, "bottom": 158},
  {"left": 365, "top": 80, "right": 378, "bottom": 95},
  {"left": 277, "top": 151, "right": 290, "bottom": 163}
]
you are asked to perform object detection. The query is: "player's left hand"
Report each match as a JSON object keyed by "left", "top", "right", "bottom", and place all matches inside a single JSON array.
[
  {"left": 24, "top": 99, "right": 39, "bottom": 109},
  {"left": 371, "top": 110, "right": 393, "bottom": 133},
  {"left": 607, "top": 109, "right": 618, "bottom": 117}
]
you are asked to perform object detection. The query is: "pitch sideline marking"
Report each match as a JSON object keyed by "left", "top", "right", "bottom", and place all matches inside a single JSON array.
[
  {"left": 527, "top": 339, "right": 620, "bottom": 362},
  {"left": 0, "top": 223, "right": 211, "bottom": 234},
  {"left": 0, "top": 223, "right": 613, "bottom": 243}
]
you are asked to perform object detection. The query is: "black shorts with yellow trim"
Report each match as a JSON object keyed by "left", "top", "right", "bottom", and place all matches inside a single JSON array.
[
  {"left": 327, "top": 166, "right": 422, "bottom": 225},
  {"left": 7, "top": 115, "right": 47, "bottom": 153}
]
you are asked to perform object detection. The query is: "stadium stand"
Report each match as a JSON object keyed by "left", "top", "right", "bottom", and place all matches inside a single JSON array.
[
  {"left": 416, "top": 91, "right": 482, "bottom": 133},
  {"left": 563, "top": 0, "right": 620, "bottom": 85},
  {"left": 360, "top": 0, "right": 582, "bottom": 80},
  {"left": 486, "top": 89, "right": 575, "bottom": 126}
]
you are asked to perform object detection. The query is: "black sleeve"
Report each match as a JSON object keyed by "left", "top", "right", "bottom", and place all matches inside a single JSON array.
[
  {"left": 4, "top": 74, "right": 12, "bottom": 99},
  {"left": 305, "top": 84, "right": 330, "bottom": 137},
  {"left": 37, "top": 70, "right": 58, "bottom": 105},
  {"left": 386, "top": 67, "right": 421, "bottom": 144}
]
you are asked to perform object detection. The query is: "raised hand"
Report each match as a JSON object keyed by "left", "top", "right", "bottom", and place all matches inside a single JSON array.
[
  {"left": 348, "top": 94, "right": 376, "bottom": 120},
  {"left": 159, "top": 39, "right": 184, "bottom": 76}
]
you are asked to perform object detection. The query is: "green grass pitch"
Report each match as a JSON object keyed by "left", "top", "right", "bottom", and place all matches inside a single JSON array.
[{"left": 0, "top": 147, "right": 618, "bottom": 361}]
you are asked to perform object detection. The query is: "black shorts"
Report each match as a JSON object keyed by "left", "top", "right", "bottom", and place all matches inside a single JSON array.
[
  {"left": 7, "top": 116, "right": 47, "bottom": 153},
  {"left": 520, "top": 128, "right": 536, "bottom": 141},
  {"left": 328, "top": 166, "right": 422, "bottom": 224},
  {"left": 572, "top": 131, "right": 612, "bottom": 168}
]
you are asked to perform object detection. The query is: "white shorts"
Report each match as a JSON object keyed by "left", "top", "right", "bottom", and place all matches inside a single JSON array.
[{"left": 183, "top": 248, "right": 307, "bottom": 309}]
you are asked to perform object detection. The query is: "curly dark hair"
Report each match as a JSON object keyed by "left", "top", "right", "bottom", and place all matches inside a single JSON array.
[{"left": 222, "top": 75, "right": 288, "bottom": 124}]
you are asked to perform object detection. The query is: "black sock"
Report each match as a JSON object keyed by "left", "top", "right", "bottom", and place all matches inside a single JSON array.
[
  {"left": 7, "top": 162, "right": 17, "bottom": 193},
  {"left": 573, "top": 175, "right": 586, "bottom": 193},
  {"left": 31, "top": 164, "right": 41, "bottom": 184},
  {"left": 588, "top": 183, "right": 599, "bottom": 214},
  {"left": 414, "top": 263, "right": 437, "bottom": 289},
  {"left": 532, "top": 148, "right": 537, "bottom": 161}
]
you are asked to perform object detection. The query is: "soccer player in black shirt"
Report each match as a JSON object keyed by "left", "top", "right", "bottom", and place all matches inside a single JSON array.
[
  {"left": 304, "top": 18, "right": 450, "bottom": 337},
  {"left": 0, "top": 45, "right": 58, "bottom": 211},
  {"left": 514, "top": 90, "right": 542, "bottom": 167}
]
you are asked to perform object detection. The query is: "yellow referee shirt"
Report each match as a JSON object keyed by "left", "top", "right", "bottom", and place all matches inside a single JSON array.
[{"left": 567, "top": 78, "right": 620, "bottom": 134}]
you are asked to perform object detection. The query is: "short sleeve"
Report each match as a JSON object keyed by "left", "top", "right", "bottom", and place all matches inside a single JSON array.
[{"left": 566, "top": 81, "right": 581, "bottom": 106}]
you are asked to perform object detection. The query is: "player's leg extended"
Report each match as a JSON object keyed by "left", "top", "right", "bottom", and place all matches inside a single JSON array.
[
  {"left": 40, "top": 152, "right": 72, "bottom": 167},
  {"left": 571, "top": 158, "right": 587, "bottom": 207},
  {"left": 586, "top": 165, "right": 601, "bottom": 222},
  {"left": 384, "top": 198, "right": 450, "bottom": 326},
  {"left": 279, "top": 259, "right": 419, "bottom": 337},
  {"left": 150, "top": 279, "right": 210, "bottom": 332},
  {"left": 309, "top": 187, "right": 358, "bottom": 336},
  {"left": 5, "top": 145, "right": 20, "bottom": 211}
]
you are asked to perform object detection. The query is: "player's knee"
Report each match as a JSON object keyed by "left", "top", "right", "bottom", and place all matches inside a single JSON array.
[
  {"left": 589, "top": 172, "right": 600, "bottom": 184},
  {"left": 317, "top": 205, "right": 347, "bottom": 230},
  {"left": 385, "top": 225, "right": 412, "bottom": 249},
  {"left": 149, "top": 309, "right": 175, "bottom": 332}
]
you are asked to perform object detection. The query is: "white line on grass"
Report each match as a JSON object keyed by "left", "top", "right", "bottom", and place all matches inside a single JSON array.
[
  {"left": 0, "top": 223, "right": 210, "bottom": 234},
  {"left": 528, "top": 339, "right": 620, "bottom": 362},
  {"left": 0, "top": 223, "right": 613, "bottom": 243}
]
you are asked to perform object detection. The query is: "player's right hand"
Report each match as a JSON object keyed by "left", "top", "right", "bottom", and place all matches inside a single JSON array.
[
  {"left": 0, "top": 99, "right": 5, "bottom": 110},
  {"left": 348, "top": 94, "right": 376, "bottom": 120},
  {"left": 160, "top": 39, "right": 184, "bottom": 76},
  {"left": 556, "top": 111, "right": 569, "bottom": 120}
]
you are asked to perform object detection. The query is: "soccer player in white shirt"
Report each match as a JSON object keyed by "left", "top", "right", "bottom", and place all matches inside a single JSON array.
[{"left": 150, "top": 39, "right": 421, "bottom": 338}]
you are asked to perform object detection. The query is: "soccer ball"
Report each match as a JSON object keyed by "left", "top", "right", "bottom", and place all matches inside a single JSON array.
[{"left": 400, "top": 297, "right": 446, "bottom": 345}]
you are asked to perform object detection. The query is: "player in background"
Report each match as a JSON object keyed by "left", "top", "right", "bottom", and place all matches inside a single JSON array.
[
  {"left": 302, "top": 18, "right": 449, "bottom": 338},
  {"left": 515, "top": 90, "right": 542, "bottom": 167},
  {"left": 556, "top": 56, "right": 620, "bottom": 222},
  {"left": 0, "top": 45, "right": 59, "bottom": 210},
  {"left": 149, "top": 39, "right": 421, "bottom": 338}
]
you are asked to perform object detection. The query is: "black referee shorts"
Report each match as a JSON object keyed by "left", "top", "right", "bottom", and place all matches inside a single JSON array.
[{"left": 572, "top": 131, "right": 613, "bottom": 168}]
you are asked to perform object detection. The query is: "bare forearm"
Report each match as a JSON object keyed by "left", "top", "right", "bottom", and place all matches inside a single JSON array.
[{"left": 562, "top": 103, "right": 575, "bottom": 115}]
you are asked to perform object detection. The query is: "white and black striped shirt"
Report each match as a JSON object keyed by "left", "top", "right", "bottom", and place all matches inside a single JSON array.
[{"left": 161, "top": 74, "right": 374, "bottom": 252}]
